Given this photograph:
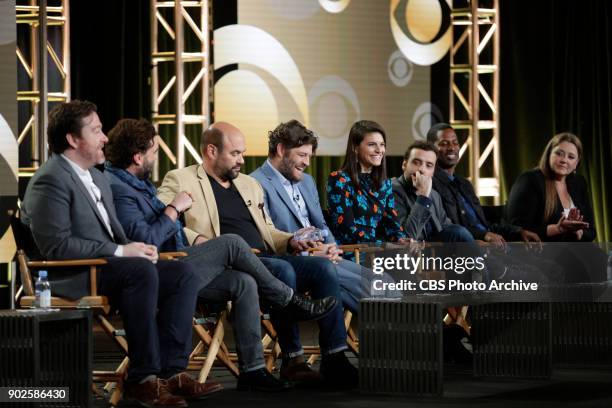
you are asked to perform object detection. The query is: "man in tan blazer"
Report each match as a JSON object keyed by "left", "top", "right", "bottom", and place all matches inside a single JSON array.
[{"left": 157, "top": 122, "right": 358, "bottom": 390}]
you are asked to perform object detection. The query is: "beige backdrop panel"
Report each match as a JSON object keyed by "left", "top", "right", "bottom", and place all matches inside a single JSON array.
[{"left": 214, "top": 0, "right": 432, "bottom": 156}]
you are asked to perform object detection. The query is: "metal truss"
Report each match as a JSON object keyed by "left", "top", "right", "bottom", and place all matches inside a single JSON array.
[
  {"left": 449, "top": 0, "right": 500, "bottom": 203},
  {"left": 16, "top": 0, "right": 70, "bottom": 177},
  {"left": 151, "top": 0, "right": 213, "bottom": 175}
]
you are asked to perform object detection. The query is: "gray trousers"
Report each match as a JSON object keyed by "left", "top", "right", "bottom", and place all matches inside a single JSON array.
[{"left": 182, "top": 234, "right": 293, "bottom": 372}]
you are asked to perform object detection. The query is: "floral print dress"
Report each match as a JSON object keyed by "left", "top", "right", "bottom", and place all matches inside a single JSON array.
[{"left": 326, "top": 170, "right": 406, "bottom": 245}]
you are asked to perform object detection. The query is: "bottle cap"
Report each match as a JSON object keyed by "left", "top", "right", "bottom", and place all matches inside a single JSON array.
[{"left": 39, "top": 270, "right": 47, "bottom": 278}]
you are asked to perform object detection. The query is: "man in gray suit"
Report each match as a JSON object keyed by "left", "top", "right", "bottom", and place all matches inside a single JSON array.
[
  {"left": 22, "top": 101, "right": 212, "bottom": 407},
  {"left": 251, "top": 120, "right": 381, "bottom": 314},
  {"left": 392, "top": 141, "right": 473, "bottom": 242}
]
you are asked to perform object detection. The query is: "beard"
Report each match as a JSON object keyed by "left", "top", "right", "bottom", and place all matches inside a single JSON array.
[
  {"left": 138, "top": 159, "right": 155, "bottom": 180},
  {"left": 216, "top": 164, "right": 240, "bottom": 182},
  {"left": 278, "top": 156, "right": 303, "bottom": 182}
]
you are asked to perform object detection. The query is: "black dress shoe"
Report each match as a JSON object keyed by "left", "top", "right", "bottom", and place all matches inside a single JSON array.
[
  {"left": 285, "top": 294, "right": 337, "bottom": 321},
  {"left": 280, "top": 356, "right": 322, "bottom": 384},
  {"left": 320, "top": 352, "right": 359, "bottom": 390},
  {"left": 237, "top": 368, "right": 293, "bottom": 392}
]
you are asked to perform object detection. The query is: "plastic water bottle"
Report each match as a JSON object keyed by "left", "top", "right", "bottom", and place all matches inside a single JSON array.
[
  {"left": 293, "top": 228, "right": 329, "bottom": 255},
  {"left": 35, "top": 270, "right": 51, "bottom": 309},
  {"left": 293, "top": 228, "right": 328, "bottom": 242}
]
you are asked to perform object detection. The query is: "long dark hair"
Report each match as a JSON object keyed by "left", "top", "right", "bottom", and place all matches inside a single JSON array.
[
  {"left": 340, "top": 120, "right": 387, "bottom": 191},
  {"left": 537, "top": 132, "right": 583, "bottom": 222}
]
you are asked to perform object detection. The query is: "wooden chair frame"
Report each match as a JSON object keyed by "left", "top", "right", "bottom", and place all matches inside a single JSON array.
[
  {"left": 12, "top": 207, "right": 191, "bottom": 407},
  {"left": 188, "top": 303, "right": 283, "bottom": 382},
  {"left": 15, "top": 249, "right": 127, "bottom": 406}
]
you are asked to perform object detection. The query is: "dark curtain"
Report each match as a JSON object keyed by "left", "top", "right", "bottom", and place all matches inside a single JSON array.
[
  {"left": 70, "top": 0, "right": 150, "bottom": 131},
  {"left": 499, "top": 0, "right": 612, "bottom": 242}
]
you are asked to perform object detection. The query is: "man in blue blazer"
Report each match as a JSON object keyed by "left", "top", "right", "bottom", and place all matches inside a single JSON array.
[
  {"left": 251, "top": 120, "right": 386, "bottom": 314},
  {"left": 104, "top": 118, "right": 335, "bottom": 392}
]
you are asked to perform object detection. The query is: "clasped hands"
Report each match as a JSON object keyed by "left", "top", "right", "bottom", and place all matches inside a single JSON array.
[
  {"left": 288, "top": 227, "right": 343, "bottom": 263},
  {"left": 123, "top": 242, "right": 159, "bottom": 264}
]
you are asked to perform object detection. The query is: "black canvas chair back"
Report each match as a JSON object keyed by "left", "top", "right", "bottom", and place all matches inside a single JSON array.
[{"left": 10, "top": 208, "right": 42, "bottom": 260}]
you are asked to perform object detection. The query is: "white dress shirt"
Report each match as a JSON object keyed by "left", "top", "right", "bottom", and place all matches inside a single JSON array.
[{"left": 266, "top": 159, "right": 311, "bottom": 228}]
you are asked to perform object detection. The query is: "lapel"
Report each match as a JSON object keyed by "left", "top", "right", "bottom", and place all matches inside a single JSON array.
[
  {"left": 196, "top": 165, "right": 221, "bottom": 237},
  {"left": 398, "top": 174, "right": 418, "bottom": 207},
  {"left": 299, "top": 181, "right": 318, "bottom": 227},
  {"left": 132, "top": 182, "right": 158, "bottom": 214},
  {"left": 58, "top": 157, "right": 114, "bottom": 240},
  {"left": 92, "top": 169, "right": 127, "bottom": 242},
  {"left": 233, "top": 174, "right": 275, "bottom": 250},
  {"left": 262, "top": 162, "right": 302, "bottom": 226},
  {"left": 566, "top": 174, "right": 579, "bottom": 205},
  {"left": 400, "top": 174, "right": 443, "bottom": 230}
]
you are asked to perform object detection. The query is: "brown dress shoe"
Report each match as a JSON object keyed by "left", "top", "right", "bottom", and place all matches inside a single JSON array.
[
  {"left": 124, "top": 378, "right": 187, "bottom": 407},
  {"left": 167, "top": 372, "right": 223, "bottom": 399},
  {"left": 280, "top": 356, "right": 322, "bottom": 383}
]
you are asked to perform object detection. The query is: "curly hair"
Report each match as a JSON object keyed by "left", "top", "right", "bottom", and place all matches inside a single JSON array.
[
  {"left": 267, "top": 119, "right": 318, "bottom": 157},
  {"left": 105, "top": 118, "right": 156, "bottom": 169},
  {"left": 47, "top": 100, "right": 98, "bottom": 154}
]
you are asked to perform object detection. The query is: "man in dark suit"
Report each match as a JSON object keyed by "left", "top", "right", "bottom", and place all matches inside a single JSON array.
[
  {"left": 103, "top": 118, "right": 335, "bottom": 391},
  {"left": 392, "top": 141, "right": 473, "bottom": 242},
  {"left": 427, "top": 123, "right": 540, "bottom": 246},
  {"left": 21, "top": 101, "right": 212, "bottom": 407}
]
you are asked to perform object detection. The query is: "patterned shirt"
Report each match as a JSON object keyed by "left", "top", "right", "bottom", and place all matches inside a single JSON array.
[{"left": 326, "top": 170, "right": 406, "bottom": 245}]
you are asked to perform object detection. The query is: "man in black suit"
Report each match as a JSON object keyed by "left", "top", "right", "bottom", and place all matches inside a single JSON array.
[
  {"left": 22, "top": 100, "right": 216, "bottom": 407},
  {"left": 427, "top": 123, "right": 540, "bottom": 245}
]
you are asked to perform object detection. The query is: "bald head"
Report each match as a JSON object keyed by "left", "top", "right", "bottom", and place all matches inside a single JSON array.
[
  {"left": 200, "top": 121, "right": 246, "bottom": 182},
  {"left": 201, "top": 122, "right": 245, "bottom": 153}
]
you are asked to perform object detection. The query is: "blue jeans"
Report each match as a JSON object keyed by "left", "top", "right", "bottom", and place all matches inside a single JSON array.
[
  {"left": 335, "top": 259, "right": 363, "bottom": 313},
  {"left": 432, "top": 224, "right": 475, "bottom": 242},
  {"left": 260, "top": 255, "right": 347, "bottom": 357}
]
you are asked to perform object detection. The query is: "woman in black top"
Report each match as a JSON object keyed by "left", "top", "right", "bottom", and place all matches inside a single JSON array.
[{"left": 507, "top": 133, "right": 595, "bottom": 242}]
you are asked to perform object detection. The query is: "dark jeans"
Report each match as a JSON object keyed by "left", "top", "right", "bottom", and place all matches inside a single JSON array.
[
  {"left": 260, "top": 255, "right": 347, "bottom": 357},
  {"left": 432, "top": 224, "right": 475, "bottom": 242},
  {"left": 99, "top": 257, "right": 199, "bottom": 382}
]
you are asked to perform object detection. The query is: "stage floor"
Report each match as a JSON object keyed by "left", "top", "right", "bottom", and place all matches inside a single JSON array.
[{"left": 92, "top": 319, "right": 612, "bottom": 408}]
